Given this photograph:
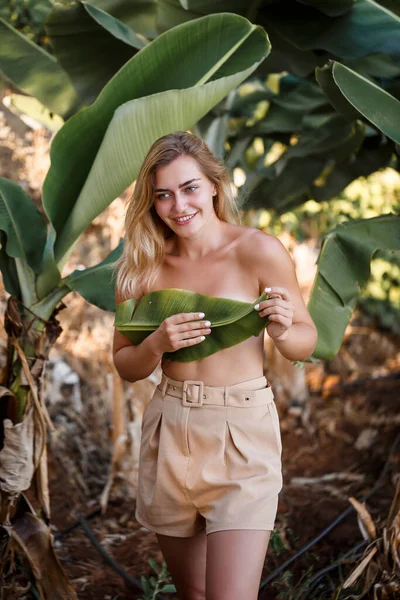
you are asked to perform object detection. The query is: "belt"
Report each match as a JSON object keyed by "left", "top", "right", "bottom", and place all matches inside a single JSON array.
[{"left": 157, "top": 373, "right": 274, "bottom": 408}]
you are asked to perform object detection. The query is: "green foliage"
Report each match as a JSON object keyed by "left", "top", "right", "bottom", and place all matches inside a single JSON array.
[
  {"left": 137, "top": 558, "right": 176, "bottom": 600},
  {"left": 114, "top": 288, "right": 270, "bottom": 361},
  {"left": 2, "top": 0, "right": 53, "bottom": 49},
  {"left": 270, "top": 528, "right": 288, "bottom": 557}
]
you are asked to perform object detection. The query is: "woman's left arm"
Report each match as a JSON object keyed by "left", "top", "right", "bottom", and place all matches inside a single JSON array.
[{"left": 251, "top": 231, "right": 318, "bottom": 361}]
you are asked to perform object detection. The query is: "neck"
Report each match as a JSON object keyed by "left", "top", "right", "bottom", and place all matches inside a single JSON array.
[{"left": 173, "top": 213, "right": 226, "bottom": 259}]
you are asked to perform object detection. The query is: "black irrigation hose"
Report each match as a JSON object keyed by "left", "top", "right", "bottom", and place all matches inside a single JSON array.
[
  {"left": 54, "top": 507, "right": 101, "bottom": 541},
  {"left": 259, "top": 431, "right": 400, "bottom": 593},
  {"left": 77, "top": 512, "right": 168, "bottom": 600},
  {"left": 298, "top": 540, "right": 368, "bottom": 599}
]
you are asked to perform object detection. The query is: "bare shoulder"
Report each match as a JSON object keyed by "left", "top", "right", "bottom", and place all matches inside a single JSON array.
[{"left": 237, "top": 227, "right": 289, "bottom": 263}]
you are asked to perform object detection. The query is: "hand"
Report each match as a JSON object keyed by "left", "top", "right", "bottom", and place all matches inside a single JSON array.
[
  {"left": 153, "top": 312, "right": 212, "bottom": 353},
  {"left": 255, "top": 287, "right": 295, "bottom": 341}
]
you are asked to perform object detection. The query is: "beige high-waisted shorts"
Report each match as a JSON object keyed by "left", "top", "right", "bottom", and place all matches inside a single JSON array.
[{"left": 135, "top": 372, "right": 283, "bottom": 537}]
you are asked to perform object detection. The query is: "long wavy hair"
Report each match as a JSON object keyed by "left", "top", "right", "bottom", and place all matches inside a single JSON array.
[{"left": 112, "top": 131, "right": 241, "bottom": 300}]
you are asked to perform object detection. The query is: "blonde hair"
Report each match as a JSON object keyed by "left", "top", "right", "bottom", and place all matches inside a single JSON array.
[{"left": 112, "top": 131, "right": 241, "bottom": 300}]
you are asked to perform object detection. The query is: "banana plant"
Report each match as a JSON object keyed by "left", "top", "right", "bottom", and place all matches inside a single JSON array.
[{"left": 0, "top": 12, "right": 270, "bottom": 597}]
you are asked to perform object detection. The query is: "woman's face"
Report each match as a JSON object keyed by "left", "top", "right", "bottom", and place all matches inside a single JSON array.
[{"left": 153, "top": 154, "right": 217, "bottom": 236}]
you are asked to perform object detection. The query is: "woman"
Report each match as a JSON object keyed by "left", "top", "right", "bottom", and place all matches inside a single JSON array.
[{"left": 113, "top": 131, "right": 318, "bottom": 600}]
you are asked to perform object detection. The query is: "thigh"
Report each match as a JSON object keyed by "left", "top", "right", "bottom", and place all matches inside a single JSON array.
[
  {"left": 156, "top": 530, "right": 207, "bottom": 600},
  {"left": 206, "top": 529, "right": 271, "bottom": 600}
]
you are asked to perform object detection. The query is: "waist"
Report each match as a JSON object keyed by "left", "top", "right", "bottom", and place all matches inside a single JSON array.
[
  {"left": 157, "top": 371, "right": 273, "bottom": 408},
  {"left": 161, "top": 335, "right": 265, "bottom": 386}
]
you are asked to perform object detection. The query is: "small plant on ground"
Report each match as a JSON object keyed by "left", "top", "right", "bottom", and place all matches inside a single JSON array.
[{"left": 138, "top": 558, "right": 176, "bottom": 600}]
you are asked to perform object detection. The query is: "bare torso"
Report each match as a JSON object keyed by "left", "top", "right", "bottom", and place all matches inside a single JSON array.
[{"left": 149, "top": 223, "right": 268, "bottom": 386}]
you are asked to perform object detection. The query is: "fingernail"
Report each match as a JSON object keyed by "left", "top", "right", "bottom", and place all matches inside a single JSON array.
[
  {"left": 199, "top": 312, "right": 205, "bottom": 318},
  {"left": 254, "top": 304, "right": 260, "bottom": 310},
  {"left": 265, "top": 287, "right": 271, "bottom": 292},
  {"left": 205, "top": 320, "right": 211, "bottom": 326},
  {"left": 200, "top": 336, "right": 205, "bottom": 341}
]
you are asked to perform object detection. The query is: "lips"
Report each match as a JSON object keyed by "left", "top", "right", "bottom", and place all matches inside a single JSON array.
[{"left": 173, "top": 211, "right": 198, "bottom": 225}]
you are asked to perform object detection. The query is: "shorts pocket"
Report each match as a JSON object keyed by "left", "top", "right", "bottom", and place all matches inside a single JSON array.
[
  {"left": 140, "top": 403, "right": 163, "bottom": 459},
  {"left": 138, "top": 407, "right": 163, "bottom": 502},
  {"left": 268, "top": 402, "right": 282, "bottom": 455}
]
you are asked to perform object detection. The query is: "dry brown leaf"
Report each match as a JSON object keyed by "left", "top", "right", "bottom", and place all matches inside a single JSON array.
[
  {"left": 343, "top": 546, "right": 378, "bottom": 589},
  {"left": 387, "top": 480, "right": 400, "bottom": 527},
  {"left": 5, "top": 511, "right": 77, "bottom": 599},
  {"left": 349, "top": 496, "right": 377, "bottom": 541},
  {"left": 0, "top": 409, "right": 36, "bottom": 495}
]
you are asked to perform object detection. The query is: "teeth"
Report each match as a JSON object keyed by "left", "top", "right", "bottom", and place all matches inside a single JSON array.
[{"left": 176, "top": 213, "right": 195, "bottom": 222}]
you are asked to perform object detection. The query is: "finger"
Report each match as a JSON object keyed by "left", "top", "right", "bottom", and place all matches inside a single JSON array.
[
  {"left": 178, "top": 327, "right": 212, "bottom": 339},
  {"left": 268, "top": 314, "right": 291, "bottom": 326},
  {"left": 178, "top": 335, "right": 207, "bottom": 348},
  {"left": 175, "top": 320, "right": 211, "bottom": 334},
  {"left": 259, "top": 305, "right": 292, "bottom": 318},
  {"left": 255, "top": 298, "right": 293, "bottom": 310},
  {"left": 264, "top": 287, "right": 291, "bottom": 301},
  {"left": 169, "top": 312, "right": 206, "bottom": 324}
]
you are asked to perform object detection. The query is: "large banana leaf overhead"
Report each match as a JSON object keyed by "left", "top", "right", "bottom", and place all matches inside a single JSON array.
[
  {"left": 45, "top": 2, "right": 148, "bottom": 105},
  {"left": 38, "top": 13, "right": 270, "bottom": 295},
  {"left": 90, "top": 0, "right": 158, "bottom": 38},
  {"left": 157, "top": 0, "right": 400, "bottom": 75},
  {"left": 0, "top": 17, "right": 82, "bottom": 119},
  {"left": 316, "top": 61, "right": 400, "bottom": 145}
]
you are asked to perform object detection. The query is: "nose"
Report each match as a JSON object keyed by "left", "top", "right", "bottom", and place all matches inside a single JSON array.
[{"left": 172, "top": 192, "right": 188, "bottom": 214}]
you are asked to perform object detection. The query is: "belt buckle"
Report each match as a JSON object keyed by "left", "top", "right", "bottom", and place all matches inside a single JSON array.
[{"left": 182, "top": 380, "right": 204, "bottom": 407}]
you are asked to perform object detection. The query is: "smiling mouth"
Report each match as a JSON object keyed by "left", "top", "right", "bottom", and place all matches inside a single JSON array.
[{"left": 174, "top": 212, "right": 198, "bottom": 224}]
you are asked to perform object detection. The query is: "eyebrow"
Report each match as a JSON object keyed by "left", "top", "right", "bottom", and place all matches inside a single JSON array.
[{"left": 155, "top": 178, "right": 201, "bottom": 192}]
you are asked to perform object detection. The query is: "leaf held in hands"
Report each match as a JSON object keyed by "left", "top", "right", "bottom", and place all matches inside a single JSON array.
[{"left": 114, "top": 288, "right": 270, "bottom": 362}]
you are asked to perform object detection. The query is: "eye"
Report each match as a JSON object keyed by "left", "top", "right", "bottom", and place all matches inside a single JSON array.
[
  {"left": 156, "top": 192, "right": 170, "bottom": 199},
  {"left": 185, "top": 186, "right": 198, "bottom": 192}
]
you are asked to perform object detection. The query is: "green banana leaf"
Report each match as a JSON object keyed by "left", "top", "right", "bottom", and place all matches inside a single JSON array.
[
  {"left": 0, "top": 230, "right": 20, "bottom": 298},
  {"left": 114, "top": 289, "right": 270, "bottom": 362},
  {"left": 91, "top": 0, "right": 157, "bottom": 38},
  {"left": 311, "top": 140, "right": 394, "bottom": 203},
  {"left": 316, "top": 61, "right": 400, "bottom": 144},
  {"left": 309, "top": 214, "right": 400, "bottom": 360},
  {"left": 180, "top": 0, "right": 355, "bottom": 17},
  {"left": 262, "top": 0, "right": 400, "bottom": 62},
  {"left": 298, "top": 0, "right": 354, "bottom": 16},
  {"left": 0, "top": 18, "right": 82, "bottom": 120},
  {"left": 45, "top": 2, "right": 147, "bottom": 106},
  {"left": 243, "top": 115, "right": 366, "bottom": 212},
  {"left": 8, "top": 94, "right": 64, "bottom": 132},
  {"left": 0, "top": 177, "right": 47, "bottom": 273},
  {"left": 62, "top": 239, "right": 123, "bottom": 312},
  {"left": 158, "top": 0, "right": 400, "bottom": 77}
]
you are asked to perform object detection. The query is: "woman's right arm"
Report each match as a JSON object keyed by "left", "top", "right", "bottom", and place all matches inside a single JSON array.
[
  {"left": 113, "top": 327, "right": 164, "bottom": 383},
  {"left": 113, "top": 289, "right": 211, "bottom": 383}
]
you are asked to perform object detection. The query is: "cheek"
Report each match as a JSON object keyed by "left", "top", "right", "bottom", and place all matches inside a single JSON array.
[{"left": 153, "top": 200, "right": 167, "bottom": 218}]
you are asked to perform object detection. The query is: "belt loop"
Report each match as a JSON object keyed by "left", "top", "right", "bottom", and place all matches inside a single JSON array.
[
  {"left": 224, "top": 386, "right": 228, "bottom": 406},
  {"left": 160, "top": 375, "right": 168, "bottom": 398}
]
